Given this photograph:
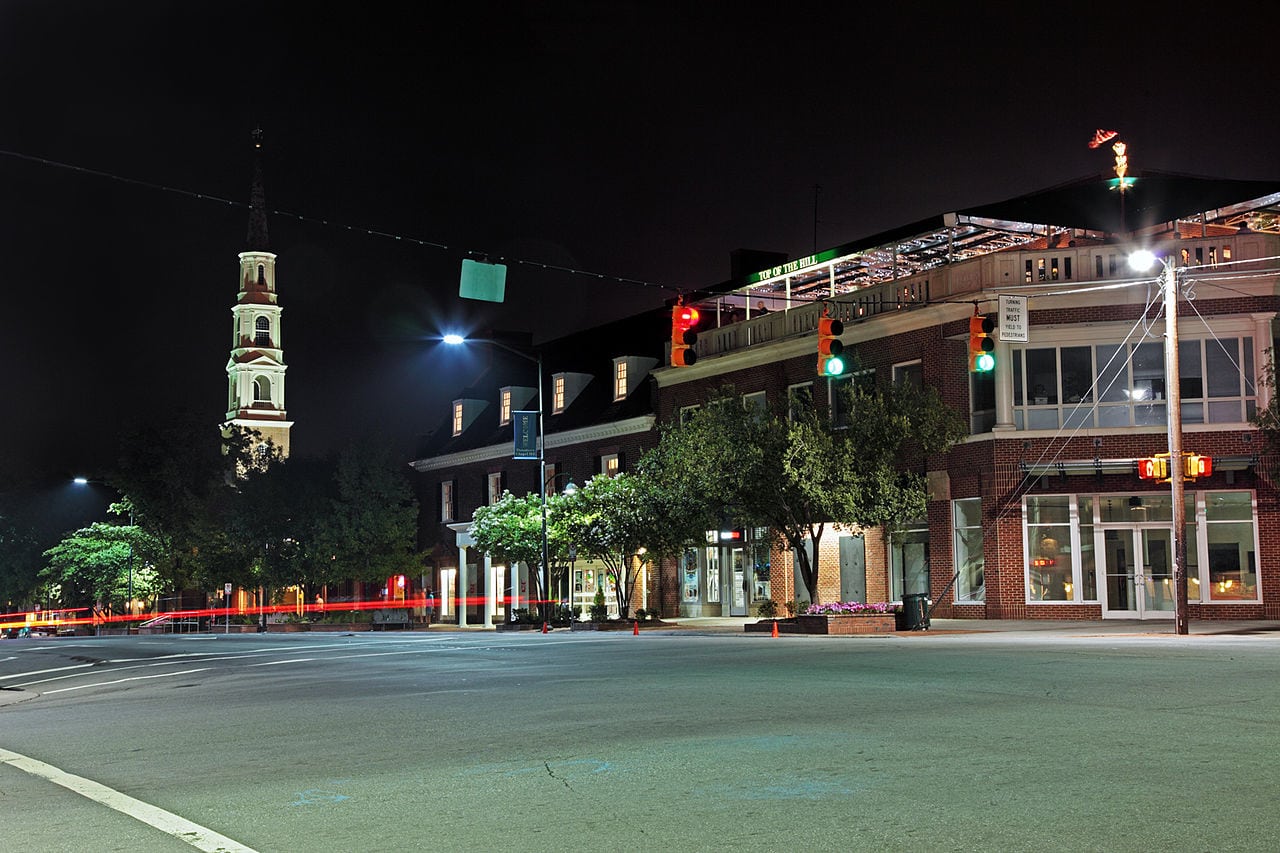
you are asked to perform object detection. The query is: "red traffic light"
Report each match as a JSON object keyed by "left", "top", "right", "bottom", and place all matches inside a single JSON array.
[{"left": 671, "top": 301, "right": 700, "bottom": 367}]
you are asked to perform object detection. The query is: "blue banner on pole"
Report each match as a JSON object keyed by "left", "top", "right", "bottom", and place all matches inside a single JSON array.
[{"left": 513, "top": 411, "right": 538, "bottom": 459}]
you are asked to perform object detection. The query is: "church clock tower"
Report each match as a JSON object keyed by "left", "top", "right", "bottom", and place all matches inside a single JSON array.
[{"left": 225, "top": 131, "right": 292, "bottom": 457}]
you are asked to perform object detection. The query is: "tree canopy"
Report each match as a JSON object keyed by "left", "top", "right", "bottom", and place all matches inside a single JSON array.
[{"left": 649, "top": 379, "right": 967, "bottom": 603}]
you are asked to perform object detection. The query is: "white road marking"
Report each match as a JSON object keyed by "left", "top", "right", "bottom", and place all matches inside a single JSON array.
[
  {"left": 0, "top": 746, "right": 258, "bottom": 852},
  {"left": 41, "top": 668, "right": 210, "bottom": 694},
  {"left": 0, "top": 663, "right": 93, "bottom": 682},
  {"left": 248, "top": 658, "right": 317, "bottom": 666}
]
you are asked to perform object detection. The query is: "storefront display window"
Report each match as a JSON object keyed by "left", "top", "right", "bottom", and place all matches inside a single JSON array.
[
  {"left": 1204, "top": 492, "right": 1258, "bottom": 600},
  {"left": 952, "top": 498, "right": 984, "bottom": 602}
]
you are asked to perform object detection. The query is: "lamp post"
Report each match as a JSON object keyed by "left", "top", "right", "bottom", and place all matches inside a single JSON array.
[
  {"left": 442, "top": 334, "right": 550, "bottom": 617},
  {"left": 1128, "top": 250, "right": 1189, "bottom": 635}
]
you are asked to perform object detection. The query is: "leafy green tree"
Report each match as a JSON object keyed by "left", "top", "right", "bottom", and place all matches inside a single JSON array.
[
  {"left": 112, "top": 411, "right": 261, "bottom": 593},
  {"left": 555, "top": 473, "right": 671, "bottom": 619},
  {"left": 326, "top": 438, "right": 420, "bottom": 585},
  {"left": 0, "top": 511, "right": 40, "bottom": 609},
  {"left": 469, "top": 490, "right": 572, "bottom": 616},
  {"left": 229, "top": 455, "right": 340, "bottom": 602},
  {"left": 39, "top": 511, "right": 163, "bottom": 610},
  {"left": 651, "top": 380, "right": 966, "bottom": 604}
]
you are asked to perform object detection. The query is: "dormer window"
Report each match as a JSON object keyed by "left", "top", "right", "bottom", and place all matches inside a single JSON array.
[
  {"left": 450, "top": 398, "right": 488, "bottom": 436},
  {"left": 611, "top": 356, "right": 657, "bottom": 401},
  {"left": 553, "top": 375, "right": 566, "bottom": 412},
  {"left": 499, "top": 389, "right": 512, "bottom": 426},
  {"left": 614, "top": 361, "right": 628, "bottom": 401}
]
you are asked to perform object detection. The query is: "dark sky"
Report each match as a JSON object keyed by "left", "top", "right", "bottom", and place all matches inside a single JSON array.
[{"left": 3, "top": 0, "right": 1279, "bottom": 496}]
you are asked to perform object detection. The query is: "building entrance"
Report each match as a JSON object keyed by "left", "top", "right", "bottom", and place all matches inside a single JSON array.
[{"left": 1100, "top": 526, "right": 1176, "bottom": 619}]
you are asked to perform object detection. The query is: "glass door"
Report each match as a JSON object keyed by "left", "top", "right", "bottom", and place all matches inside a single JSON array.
[
  {"left": 1101, "top": 527, "right": 1175, "bottom": 619},
  {"left": 729, "top": 548, "right": 747, "bottom": 616}
]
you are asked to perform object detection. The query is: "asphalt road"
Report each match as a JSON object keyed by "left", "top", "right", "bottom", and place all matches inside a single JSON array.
[{"left": 2, "top": 628, "right": 1279, "bottom": 852}]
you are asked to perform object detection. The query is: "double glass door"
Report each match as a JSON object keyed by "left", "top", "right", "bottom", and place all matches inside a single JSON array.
[{"left": 1101, "top": 526, "right": 1176, "bottom": 619}]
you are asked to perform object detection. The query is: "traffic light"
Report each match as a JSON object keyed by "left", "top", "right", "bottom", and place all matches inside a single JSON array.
[
  {"left": 1136, "top": 457, "right": 1169, "bottom": 480},
  {"left": 969, "top": 313, "right": 996, "bottom": 372},
  {"left": 670, "top": 301, "right": 699, "bottom": 367},
  {"left": 818, "top": 312, "right": 845, "bottom": 376},
  {"left": 1184, "top": 454, "right": 1213, "bottom": 480}
]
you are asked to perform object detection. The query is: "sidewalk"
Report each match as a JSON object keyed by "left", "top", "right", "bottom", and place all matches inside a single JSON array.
[{"left": 657, "top": 615, "right": 1280, "bottom": 636}]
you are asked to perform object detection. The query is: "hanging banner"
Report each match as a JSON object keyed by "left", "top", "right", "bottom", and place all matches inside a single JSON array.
[{"left": 513, "top": 411, "right": 538, "bottom": 459}]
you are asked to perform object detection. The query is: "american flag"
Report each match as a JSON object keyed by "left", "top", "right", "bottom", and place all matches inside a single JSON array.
[{"left": 1088, "top": 129, "right": 1119, "bottom": 149}]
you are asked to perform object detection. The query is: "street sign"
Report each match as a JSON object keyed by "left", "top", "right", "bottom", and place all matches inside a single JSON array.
[
  {"left": 998, "top": 295, "right": 1028, "bottom": 342},
  {"left": 224, "top": 583, "right": 232, "bottom": 595}
]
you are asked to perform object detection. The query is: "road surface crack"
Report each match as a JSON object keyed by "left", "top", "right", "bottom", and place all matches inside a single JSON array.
[{"left": 545, "top": 761, "right": 574, "bottom": 791}]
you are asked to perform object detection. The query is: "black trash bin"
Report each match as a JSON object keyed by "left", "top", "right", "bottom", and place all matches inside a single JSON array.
[{"left": 898, "top": 593, "right": 931, "bottom": 631}]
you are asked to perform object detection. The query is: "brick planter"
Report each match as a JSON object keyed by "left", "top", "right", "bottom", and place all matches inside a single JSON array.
[{"left": 795, "top": 614, "right": 897, "bottom": 635}]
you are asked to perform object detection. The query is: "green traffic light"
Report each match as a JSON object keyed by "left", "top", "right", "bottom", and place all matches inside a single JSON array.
[
  {"left": 975, "top": 352, "right": 995, "bottom": 372},
  {"left": 824, "top": 355, "right": 845, "bottom": 376}
]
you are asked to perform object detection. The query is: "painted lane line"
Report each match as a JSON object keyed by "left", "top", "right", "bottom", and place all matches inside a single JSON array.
[
  {"left": 248, "top": 658, "right": 317, "bottom": 667},
  {"left": 0, "top": 746, "right": 258, "bottom": 852},
  {"left": 0, "top": 663, "right": 93, "bottom": 682},
  {"left": 42, "top": 668, "right": 211, "bottom": 695}
]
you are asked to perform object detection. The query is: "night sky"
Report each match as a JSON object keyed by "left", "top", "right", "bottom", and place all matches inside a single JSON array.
[{"left": 4, "top": 0, "right": 1279, "bottom": 506}]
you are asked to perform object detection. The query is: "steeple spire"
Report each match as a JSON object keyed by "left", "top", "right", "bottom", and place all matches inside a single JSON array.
[{"left": 246, "top": 127, "right": 269, "bottom": 251}]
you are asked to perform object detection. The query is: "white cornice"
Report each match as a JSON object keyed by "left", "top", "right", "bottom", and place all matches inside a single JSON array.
[{"left": 410, "top": 415, "right": 655, "bottom": 472}]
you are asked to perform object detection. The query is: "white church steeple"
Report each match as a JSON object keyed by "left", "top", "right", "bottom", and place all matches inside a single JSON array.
[{"left": 225, "top": 130, "right": 292, "bottom": 457}]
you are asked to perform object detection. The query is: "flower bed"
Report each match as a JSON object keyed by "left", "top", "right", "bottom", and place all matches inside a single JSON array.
[{"left": 796, "top": 602, "right": 899, "bottom": 635}]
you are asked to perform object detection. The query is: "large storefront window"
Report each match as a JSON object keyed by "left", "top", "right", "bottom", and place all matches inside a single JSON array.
[
  {"left": 1012, "top": 337, "right": 1255, "bottom": 430},
  {"left": 1027, "top": 491, "right": 1258, "bottom": 607},
  {"left": 1204, "top": 492, "right": 1258, "bottom": 601},
  {"left": 890, "top": 520, "right": 929, "bottom": 600},
  {"left": 1026, "top": 496, "right": 1077, "bottom": 601},
  {"left": 952, "top": 498, "right": 984, "bottom": 602}
]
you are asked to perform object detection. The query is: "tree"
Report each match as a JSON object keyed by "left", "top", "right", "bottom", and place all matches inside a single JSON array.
[
  {"left": 39, "top": 510, "right": 163, "bottom": 610},
  {"left": 0, "top": 511, "right": 40, "bottom": 608},
  {"left": 469, "top": 490, "right": 571, "bottom": 617},
  {"left": 325, "top": 439, "right": 420, "bottom": 585},
  {"left": 651, "top": 380, "right": 966, "bottom": 604},
  {"left": 112, "top": 411, "right": 262, "bottom": 593},
  {"left": 555, "top": 473, "right": 673, "bottom": 619}
]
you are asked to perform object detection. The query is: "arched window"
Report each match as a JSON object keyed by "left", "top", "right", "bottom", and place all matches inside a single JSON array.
[
  {"left": 255, "top": 316, "right": 271, "bottom": 346},
  {"left": 253, "top": 376, "right": 272, "bottom": 403}
]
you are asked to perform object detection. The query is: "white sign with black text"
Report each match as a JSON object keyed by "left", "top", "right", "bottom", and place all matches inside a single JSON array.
[{"left": 998, "top": 294, "right": 1028, "bottom": 342}]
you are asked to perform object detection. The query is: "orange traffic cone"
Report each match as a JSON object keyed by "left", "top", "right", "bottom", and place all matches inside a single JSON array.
[
  {"left": 633, "top": 620, "right": 640, "bottom": 636},
  {"left": 541, "top": 622, "right": 548, "bottom": 634},
  {"left": 771, "top": 620, "right": 779, "bottom": 638}
]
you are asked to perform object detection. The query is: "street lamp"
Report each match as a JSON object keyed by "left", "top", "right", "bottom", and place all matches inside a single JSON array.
[
  {"left": 442, "top": 334, "right": 550, "bottom": 619},
  {"left": 1128, "top": 250, "right": 1189, "bottom": 635}
]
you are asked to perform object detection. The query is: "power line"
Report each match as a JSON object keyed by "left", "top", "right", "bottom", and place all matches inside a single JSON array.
[{"left": 0, "top": 148, "right": 681, "bottom": 295}]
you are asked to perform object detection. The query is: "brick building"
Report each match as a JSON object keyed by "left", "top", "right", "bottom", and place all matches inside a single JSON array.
[{"left": 413, "top": 170, "right": 1280, "bottom": 625}]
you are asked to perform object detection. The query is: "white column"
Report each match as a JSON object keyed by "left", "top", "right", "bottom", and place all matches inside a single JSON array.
[
  {"left": 457, "top": 546, "right": 469, "bottom": 628},
  {"left": 483, "top": 555, "right": 494, "bottom": 629},
  {"left": 993, "top": 338, "right": 1015, "bottom": 431},
  {"left": 1253, "top": 313, "right": 1274, "bottom": 411}
]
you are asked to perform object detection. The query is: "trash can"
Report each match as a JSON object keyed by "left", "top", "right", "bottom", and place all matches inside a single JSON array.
[{"left": 898, "top": 593, "right": 931, "bottom": 631}]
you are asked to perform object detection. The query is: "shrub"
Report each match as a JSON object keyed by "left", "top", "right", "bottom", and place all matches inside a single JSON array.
[
  {"left": 756, "top": 599, "right": 778, "bottom": 619},
  {"left": 589, "top": 587, "right": 608, "bottom": 623}
]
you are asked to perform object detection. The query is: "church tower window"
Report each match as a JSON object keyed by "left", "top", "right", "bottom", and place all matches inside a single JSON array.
[
  {"left": 254, "top": 375, "right": 272, "bottom": 403},
  {"left": 255, "top": 316, "right": 271, "bottom": 346}
]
